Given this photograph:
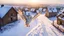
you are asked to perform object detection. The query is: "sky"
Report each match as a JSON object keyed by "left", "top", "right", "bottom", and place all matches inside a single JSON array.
[{"left": 0, "top": 0, "right": 64, "bottom": 4}]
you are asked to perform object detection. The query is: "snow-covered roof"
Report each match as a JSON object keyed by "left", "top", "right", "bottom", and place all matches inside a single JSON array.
[
  {"left": 53, "top": 8, "right": 57, "bottom": 12},
  {"left": 43, "top": 8, "right": 46, "bottom": 12},
  {"left": 48, "top": 7, "right": 57, "bottom": 12},
  {"left": 0, "top": 5, "right": 12, "bottom": 18},
  {"left": 61, "top": 17, "right": 64, "bottom": 20},
  {"left": 25, "top": 8, "right": 29, "bottom": 11},
  {"left": 58, "top": 12, "right": 64, "bottom": 20},
  {"left": 25, "top": 11, "right": 31, "bottom": 15},
  {"left": 38, "top": 8, "right": 42, "bottom": 11},
  {"left": 30, "top": 8, "right": 35, "bottom": 12},
  {"left": 57, "top": 12, "right": 61, "bottom": 16},
  {"left": 60, "top": 9, "right": 64, "bottom": 12},
  {"left": 36, "top": 10, "right": 39, "bottom": 13}
]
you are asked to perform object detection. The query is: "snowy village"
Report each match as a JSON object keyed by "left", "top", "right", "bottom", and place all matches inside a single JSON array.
[{"left": 0, "top": 0, "right": 64, "bottom": 36}]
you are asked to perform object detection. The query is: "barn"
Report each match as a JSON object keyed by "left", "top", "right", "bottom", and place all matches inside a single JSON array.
[{"left": 0, "top": 5, "right": 17, "bottom": 28}]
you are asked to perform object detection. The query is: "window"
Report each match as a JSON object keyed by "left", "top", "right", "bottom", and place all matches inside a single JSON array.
[
  {"left": 11, "top": 13, "right": 15, "bottom": 18},
  {"left": 11, "top": 13, "right": 14, "bottom": 16}
]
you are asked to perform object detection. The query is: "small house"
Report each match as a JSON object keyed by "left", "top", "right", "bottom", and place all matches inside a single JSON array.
[
  {"left": 45, "top": 7, "right": 58, "bottom": 17},
  {"left": 57, "top": 12, "right": 64, "bottom": 26},
  {"left": 0, "top": 5, "right": 17, "bottom": 27}
]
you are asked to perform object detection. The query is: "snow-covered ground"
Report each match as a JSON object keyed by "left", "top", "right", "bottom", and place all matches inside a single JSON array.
[
  {"left": 49, "top": 17, "right": 57, "bottom": 21},
  {"left": 0, "top": 12, "right": 64, "bottom": 36},
  {"left": 27, "top": 14, "right": 64, "bottom": 36},
  {"left": 0, "top": 15, "right": 39, "bottom": 36}
]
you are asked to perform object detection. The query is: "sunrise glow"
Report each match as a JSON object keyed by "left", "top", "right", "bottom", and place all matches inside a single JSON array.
[
  {"left": 0, "top": 0, "right": 64, "bottom": 5},
  {"left": 29, "top": 0, "right": 39, "bottom": 3}
]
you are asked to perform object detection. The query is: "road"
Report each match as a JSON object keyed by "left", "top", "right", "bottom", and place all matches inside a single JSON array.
[{"left": 26, "top": 14, "right": 64, "bottom": 36}]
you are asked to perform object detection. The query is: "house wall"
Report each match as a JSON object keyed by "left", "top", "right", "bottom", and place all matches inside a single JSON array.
[
  {"left": 0, "top": 18, "right": 3, "bottom": 27},
  {"left": 2, "top": 7, "right": 17, "bottom": 26},
  {"left": 0, "top": 18, "right": 1, "bottom": 29},
  {"left": 45, "top": 8, "right": 50, "bottom": 17},
  {"left": 62, "top": 20, "right": 64, "bottom": 26},
  {"left": 45, "top": 12, "right": 57, "bottom": 18},
  {"left": 49, "top": 12, "right": 57, "bottom": 17},
  {"left": 45, "top": 11, "right": 49, "bottom": 17},
  {"left": 57, "top": 18, "right": 61, "bottom": 25}
]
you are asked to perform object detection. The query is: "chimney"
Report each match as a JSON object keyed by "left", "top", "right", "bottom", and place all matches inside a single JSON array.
[{"left": 1, "top": 4, "right": 4, "bottom": 7}]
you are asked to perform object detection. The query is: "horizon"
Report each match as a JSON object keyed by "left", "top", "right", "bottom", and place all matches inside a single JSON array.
[{"left": 0, "top": 0, "right": 64, "bottom": 5}]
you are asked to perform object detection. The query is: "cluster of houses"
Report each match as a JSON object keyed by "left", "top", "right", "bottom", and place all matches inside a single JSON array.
[
  {"left": 45, "top": 7, "right": 58, "bottom": 17},
  {"left": 55, "top": 12, "right": 64, "bottom": 32},
  {"left": 0, "top": 5, "right": 64, "bottom": 32},
  {"left": 45, "top": 6, "right": 64, "bottom": 32}
]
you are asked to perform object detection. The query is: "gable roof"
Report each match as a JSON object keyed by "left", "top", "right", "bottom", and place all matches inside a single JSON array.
[
  {"left": 47, "top": 7, "right": 57, "bottom": 12},
  {"left": 38, "top": 8, "right": 42, "bottom": 11},
  {"left": 30, "top": 8, "right": 35, "bottom": 12},
  {"left": 0, "top": 5, "right": 12, "bottom": 18},
  {"left": 57, "top": 12, "right": 64, "bottom": 20}
]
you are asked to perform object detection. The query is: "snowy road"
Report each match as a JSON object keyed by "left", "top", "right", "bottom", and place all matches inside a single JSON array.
[{"left": 26, "top": 14, "right": 64, "bottom": 36}]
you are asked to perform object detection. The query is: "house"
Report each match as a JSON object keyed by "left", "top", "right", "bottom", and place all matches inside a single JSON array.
[
  {"left": 53, "top": 12, "right": 64, "bottom": 32},
  {"left": 0, "top": 5, "right": 17, "bottom": 28},
  {"left": 57, "top": 12, "right": 64, "bottom": 25},
  {"left": 45, "top": 7, "right": 58, "bottom": 17}
]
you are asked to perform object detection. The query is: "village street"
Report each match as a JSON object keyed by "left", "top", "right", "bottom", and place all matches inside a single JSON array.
[
  {"left": 0, "top": 13, "right": 64, "bottom": 36},
  {"left": 26, "top": 14, "right": 64, "bottom": 36}
]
